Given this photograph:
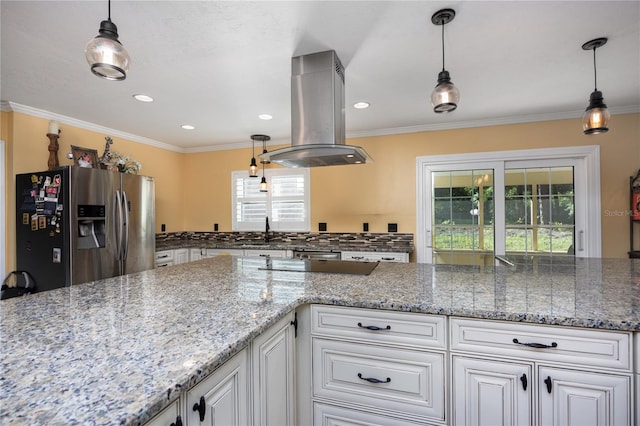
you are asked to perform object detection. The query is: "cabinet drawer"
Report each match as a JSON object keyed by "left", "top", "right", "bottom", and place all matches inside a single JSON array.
[
  {"left": 155, "top": 250, "right": 174, "bottom": 261},
  {"left": 341, "top": 251, "right": 409, "bottom": 263},
  {"left": 312, "top": 338, "right": 445, "bottom": 421},
  {"left": 312, "top": 305, "right": 446, "bottom": 349},
  {"left": 451, "top": 317, "right": 631, "bottom": 370},
  {"left": 314, "top": 402, "right": 434, "bottom": 426}
]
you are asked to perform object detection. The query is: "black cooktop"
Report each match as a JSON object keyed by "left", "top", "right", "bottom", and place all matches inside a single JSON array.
[{"left": 260, "top": 259, "right": 379, "bottom": 275}]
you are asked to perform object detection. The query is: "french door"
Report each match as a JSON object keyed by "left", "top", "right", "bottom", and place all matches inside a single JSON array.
[{"left": 416, "top": 146, "right": 601, "bottom": 264}]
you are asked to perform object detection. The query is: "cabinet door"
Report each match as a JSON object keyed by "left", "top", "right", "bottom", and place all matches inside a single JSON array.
[
  {"left": 452, "top": 356, "right": 532, "bottom": 426},
  {"left": 538, "top": 366, "right": 630, "bottom": 426},
  {"left": 190, "top": 248, "right": 202, "bottom": 261},
  {"left": 252, "top": 312, "right": 296, "bottom": 426},
  {"left": 174, "top": 249, "right": 189, "bottom": 264},
  {"left": 186, "top": 349, "right": 249, "bottom": 426},
  {"left": 144, "top": 399, "right": 181, "bottom": 426}
]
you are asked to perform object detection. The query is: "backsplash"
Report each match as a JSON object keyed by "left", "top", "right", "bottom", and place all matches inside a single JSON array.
[{"left": 156, "top": 231, "right": 414, "bottom": 252}]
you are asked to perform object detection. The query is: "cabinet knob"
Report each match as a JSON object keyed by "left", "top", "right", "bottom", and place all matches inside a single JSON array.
[
  {"left": 193, "top": 395, "right": 206, "bottom": 421},
  {"left": 520, "top": 373, "right": 528, "bottom": 391},
  {"left": 544, "top": 376, "right": 553, "bottom": 394},
  {"left": 170, "top": 415, "right": 183, "bottom": 426}
]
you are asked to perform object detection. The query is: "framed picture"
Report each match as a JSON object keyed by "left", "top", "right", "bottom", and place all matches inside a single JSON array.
[{"left": 70, "top": 145, "right": 99, "bottom": 168}]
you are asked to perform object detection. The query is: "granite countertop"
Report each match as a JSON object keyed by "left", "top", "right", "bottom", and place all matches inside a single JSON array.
[{"left": 1, "top": 257, "right": 639, "bottom": 425}]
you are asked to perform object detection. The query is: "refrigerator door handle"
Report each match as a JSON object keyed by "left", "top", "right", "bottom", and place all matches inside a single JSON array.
[
  {"left": 115, "top": 190, "right": 124, "bottom": 260},
  {"left": 121, "top": 191, "right": 129, "bottom": 261}
]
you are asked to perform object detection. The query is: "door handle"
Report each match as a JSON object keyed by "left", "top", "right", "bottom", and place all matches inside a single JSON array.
[
  {"left": 193, "top": 395, "right": 206, "bottom": 421},
  {"left": 544, "top": 376, "right": 553, "bottom": 393},
  {"left": 520, "top": 373, "right": 527, "bottom": 391},
  {"left": 357, "top": 373, "right": 391, "bottom": 384},
  {"left": 121, "top": 191, "right": 129, "bottom": 261}
]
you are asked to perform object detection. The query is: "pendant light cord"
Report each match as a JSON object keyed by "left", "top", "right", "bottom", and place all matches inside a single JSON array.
[
  {"left": 107, "top": 0, "right": 111, "bottom": 21},
  {"left": 441, "top": 22, "right": 446, "bottom": 72},
  {"left": 592, "top": 47, "right": 598, "bottom": 91}
]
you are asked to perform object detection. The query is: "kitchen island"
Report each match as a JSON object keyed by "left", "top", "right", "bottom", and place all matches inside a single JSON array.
[{"left": 1, "top": 256, "right": 639, "bottom": 425}]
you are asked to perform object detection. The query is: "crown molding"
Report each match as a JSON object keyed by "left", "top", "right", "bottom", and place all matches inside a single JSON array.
[
  {"left": 2, "top": 102, "right": 184, "bottom": 153},
  {"left": 4, "top": 101, "right": 638, "bottom": 152},
  {"left": 346, "top": 105, "right": 640, "bottom": 139}
]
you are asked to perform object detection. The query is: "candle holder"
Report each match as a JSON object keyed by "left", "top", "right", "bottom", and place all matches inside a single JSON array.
[{"left": 46, "top": 130, "right": 61, "bottom": 170}]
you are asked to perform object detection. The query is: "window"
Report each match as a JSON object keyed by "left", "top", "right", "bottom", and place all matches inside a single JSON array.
[{"left": 232, "top": 168, "right": 310, "bottom": 232}]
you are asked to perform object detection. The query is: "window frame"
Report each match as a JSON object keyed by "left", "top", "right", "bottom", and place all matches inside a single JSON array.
[
  {"left": 416, "top": 145, "right": 601, "bottom": 263},
  {"left": 232, "top": 168, "right": 311, "bottom": 232}
]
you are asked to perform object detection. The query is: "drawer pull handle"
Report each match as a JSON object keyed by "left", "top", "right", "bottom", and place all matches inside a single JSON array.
[
  {"left": 357, "top": 322, "right": 391, "bottom": 331},
  {"left": 158, "top": 254, "right": 170, "bottom": 259},
  {"left": 512, "top": 338, "right": 557, "bottom": 349},
  {"left": 381, "top": 257, "right": 395, "bottom": 261},
  {"left": 544, "top": 376, "right": 553, "bottom": 393},
  {"left": 520, "top": 373, "right": 528, "bottom": 391},
  {"left": 357, "top": 373, "right": 391, "bottom": 384}
]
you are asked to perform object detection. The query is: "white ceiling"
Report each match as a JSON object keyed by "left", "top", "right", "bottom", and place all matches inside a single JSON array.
[{"left": 2, "top": 1, "right": 639, "bottom": 152}]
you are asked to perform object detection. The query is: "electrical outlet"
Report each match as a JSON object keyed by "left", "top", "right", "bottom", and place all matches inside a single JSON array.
[
  {"left": 388, "top": 223, "right": 398, "bottom": 232},
  {"left": 214, "top": 223, "right": 219, "bottom": 231},
  {"left": 319, "top": 222, "right": 327, "bottom": 232},
  {"left": 161, "top": 224, "right": 166, "bottom": 232},
  {"left": 363, "top": 222, "right": 369, "bottom": 232}
]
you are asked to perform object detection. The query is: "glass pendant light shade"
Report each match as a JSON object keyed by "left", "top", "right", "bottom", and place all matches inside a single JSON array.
[
  {"left": 431, "top": 70, "right": 460, "bottom": 113},
  {"left": 430, "top": 9, "right": 459, "bottom": 114},
  {"left": 85, "top": 19, "right": 129, "bottom": 80},
  {"left": 259, "top": 176, "right": 268, "bottom": 192},
  {"left": 582, "top": 38, "right": 609, "bottom": 135},
  {"left": 249, "top": 157, "right": 258, "bottom": 177},
  {"left": 582, "top": 90, "right": 610, "bottom": 134}
]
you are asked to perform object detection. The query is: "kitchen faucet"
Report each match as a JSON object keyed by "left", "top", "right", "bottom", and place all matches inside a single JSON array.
[{"left": 265, "top": 216, "right": 270, "bottom": 243}]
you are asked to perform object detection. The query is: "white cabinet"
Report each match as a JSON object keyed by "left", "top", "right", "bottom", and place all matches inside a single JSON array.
[
  {"left": 243, "top": 248, "right": 290, "bottom": 258},
  {"left": 156, "top": 249, "right": 189, "bottom": 268},
  {"left": 186, "top": 348, "right": 249, "bottom": 426},
  {"left": 251, "top": 312, "right": 296, "bottom": 426},
  {"left": 309, "top": 305, "right": 446, "bottom": 425},
  {"left": 452, "top": 356, "right": 532, "bottom": 426},
  {"left": 341, "top": 251, "right": 409, "bottom": 263},
  {"left": 155, "top": 250, "right": 175, "bottom": 268},
  {"left": 144, "top": 399, "right": 182, "bottom": 426},
  {"left": 538, "top": 366, "right": 630, "bottom": 425},
  {"left": 174, "top": 249, "right": 189, "bottom": 264},
  {"left": 206, "top": 248, "right": 244, "bottom": 257},
  {"left": 189, "top": 248, "right": 203, "bottom": 262},
  {"left": 450, "top": 317, "right": 633, "bottom": 426},
  {"left": 314, "top": 402, "right": 430, "bottom": 426}
]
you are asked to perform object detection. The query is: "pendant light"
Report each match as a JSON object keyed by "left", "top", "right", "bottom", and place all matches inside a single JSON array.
[
  {"left": 430, "top": 8, "right": 460, "bottom": 113},
  {"left": 85, "top": 0, "right": 130, "bottom": 81},
  {"left": 581, "top": 38, "right": 610, "bottom": 135},
  {"left": 249, "top": 135, "right": 258, "bottom": 177},
  {"left": 259, "top": 135, "right": 271, "bottom": 165},
  {"left": 259, "top": 162, "right": 268, "bottom": 192}
]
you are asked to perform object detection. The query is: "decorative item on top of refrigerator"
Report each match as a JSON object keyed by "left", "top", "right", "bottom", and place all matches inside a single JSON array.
[{"left": 15, "top": 166, "right": 155, "bottom": 293}]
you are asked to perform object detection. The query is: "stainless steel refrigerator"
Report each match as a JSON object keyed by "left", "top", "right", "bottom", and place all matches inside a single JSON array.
[{"left": 15, "top": 166, "right": 155, "bottom": 293}]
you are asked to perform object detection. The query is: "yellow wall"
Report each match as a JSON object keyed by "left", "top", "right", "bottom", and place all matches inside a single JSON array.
[
  {"left": 3, "top": 110, "right": 640, "bottom": 274},
  {"left": 3, "top": 112, "right": 185, "bottom": 273},
  {"left": 182, "top": 113, "right": 640, "bottom": 258}
]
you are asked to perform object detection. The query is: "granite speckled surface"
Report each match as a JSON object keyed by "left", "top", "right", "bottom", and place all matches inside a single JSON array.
[{"left": 1, "top": 256, "right": 639, "bottom": 425}]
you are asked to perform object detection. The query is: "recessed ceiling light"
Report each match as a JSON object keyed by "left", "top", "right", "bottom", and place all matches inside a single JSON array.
[
  {"left": 258, "top": 114, "right": 273, "bottom": 120},
  {"left": 353, "top": 102, "right": 370, "bottom": 109},
  {"left": 133, "top": 94, "right": 154, "bottom": 102},
  {"left": 181, "top": 124, "right": 195, "bottom": 130}
]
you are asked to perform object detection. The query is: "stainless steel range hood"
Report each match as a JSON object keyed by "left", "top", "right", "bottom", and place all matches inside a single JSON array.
[{"left": 259, "top": 50, "right": 372, "bottom": 168}]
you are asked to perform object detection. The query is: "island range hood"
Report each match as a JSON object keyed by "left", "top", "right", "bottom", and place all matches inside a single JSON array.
[{"left": 259, "top": 50, "right": 372, "bottom": 168}]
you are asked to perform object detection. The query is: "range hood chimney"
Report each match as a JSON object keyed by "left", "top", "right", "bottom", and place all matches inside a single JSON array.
[{"left": 259, "top": 50, "right": 372, "bottom": 168}]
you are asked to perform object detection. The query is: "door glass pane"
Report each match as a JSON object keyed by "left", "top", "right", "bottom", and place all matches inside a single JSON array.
[
  {"left": 432, "top": 170, "right": 494, "bottom": 265},
  {"left": 504, "top": 167, "right": 574, "bottom": 256}
]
